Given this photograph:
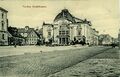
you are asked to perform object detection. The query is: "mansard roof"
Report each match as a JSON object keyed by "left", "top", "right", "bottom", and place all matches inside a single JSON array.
[
  {"left": 83, "top": 19, "right": 92, "bottom": 26},
  {"left": 53, "top": 9, "right": 91, "bottom": 26},
  {"left": 73, "top": 17, "right": 84, "bottom": 23},
  {"left": 54, "top": 9, "right": 76, "bottom": 23}
]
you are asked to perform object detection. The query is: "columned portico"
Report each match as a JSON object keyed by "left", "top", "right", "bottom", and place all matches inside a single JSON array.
[
  {"left": 58, "top": 24, "right": 70, "bottom": 45},
  {"left": 59, "top": 37, "right": 69, "bottom": 45},
  {"left": 42, "top": 9, "right": 94, "bottom": 46}
]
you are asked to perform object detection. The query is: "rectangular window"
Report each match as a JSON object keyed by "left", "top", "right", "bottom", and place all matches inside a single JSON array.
[
  {"left": 78, "top": 31, "right": 81, "bottom": 35},
  {"left": 66, "top": 31, "right": 69, "bottom": 35},
  {"left": 59, "top": 31, "right": 69, "bottom": 35},
  {"left": 1, "top": 21, "right": 4, "bottom": 30},
  {"left": 2, "top": 34, "right": 4, "bottom": 40},
  {"left": 59, "top": 31, "right": 62, "bottom": 35},
  {"left": 2, "top": 13, "right": 4, "bottom": 19},
  {"left": 62, "top": 31, "right": 65, "bottom": 35},
  {"left": 7, "top": 19, "right": 8, "bottom": 27},
  {"left": 48, "top": 32, "right": 51, "bottom": 36}
]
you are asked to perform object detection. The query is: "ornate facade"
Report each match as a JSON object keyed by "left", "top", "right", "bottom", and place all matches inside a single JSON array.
[{"left": 42, "top": 9, "right": 98, "bottom": 45}]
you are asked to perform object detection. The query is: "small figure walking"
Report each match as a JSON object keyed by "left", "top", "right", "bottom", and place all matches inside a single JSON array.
[
  {"left": 14, "top": 44, "right": 17, "bottom": 48},
  {"left": 111, "top": 43, "right": 116, "bottom": 48},
  {"left": 40, "top": 50, "right": 43, "bottom": 53}
]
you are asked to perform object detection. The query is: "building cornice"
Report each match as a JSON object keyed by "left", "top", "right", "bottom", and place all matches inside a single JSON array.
[
  {"left": 0, "top": 7, "right": 8, "bottom": 13},
  {"left": 0, "top": 30, "right": 7, "bottom": 33}
]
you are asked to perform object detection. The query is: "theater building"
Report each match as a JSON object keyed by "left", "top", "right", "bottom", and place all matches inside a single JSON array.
[{"left": 42, "top": 9, "right": 98, "bottom": 45}]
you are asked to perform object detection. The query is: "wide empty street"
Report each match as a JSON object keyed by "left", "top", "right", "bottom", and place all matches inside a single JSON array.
[{"left": 0, "top": 46, "right": 119, "bottom": 77}]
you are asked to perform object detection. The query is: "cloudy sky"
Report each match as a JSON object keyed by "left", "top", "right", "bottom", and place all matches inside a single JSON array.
[{"left": 0, "top": 0, "right": 120, "bottom": 38}]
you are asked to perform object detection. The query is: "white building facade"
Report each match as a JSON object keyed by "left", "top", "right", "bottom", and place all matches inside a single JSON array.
[
  {"left": 0, "top": 7, "right": 8, "bottom": 45},
  {"left": 43, "top": 9, "right": 99, "bottom": 45},
  {"left": 99, "top": 34, "right": 113, "bottom": 45}
]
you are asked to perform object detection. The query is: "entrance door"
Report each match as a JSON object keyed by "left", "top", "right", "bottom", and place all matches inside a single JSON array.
[{"left": 59, "top": 37, "right": 69, "bottom": 45}]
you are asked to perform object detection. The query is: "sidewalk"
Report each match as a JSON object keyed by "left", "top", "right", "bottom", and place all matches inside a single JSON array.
[{"left": 0, "top": 45, "right": 88, "bottom": 57}]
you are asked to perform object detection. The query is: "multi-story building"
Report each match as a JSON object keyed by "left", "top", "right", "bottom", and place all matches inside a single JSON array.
[
  {"left": 98, "top": 34, "right": 113, "bottom": 45},
  {"left": 18, "top": 26, "right": 42, "bottom": 45},
  {"left": 90, "top": 28, "right": 99, "bottom": 45},
  {"left": 0, "top": 7, "right": 8, "bottom": 45},
  {"left": 81, "top": 19, "right": 92, "bottom": 45},
  {"left": 26, "top": 29, "right": 42, "bottom": 45},
  {"left": 43, "top": 9, "right": 98, "bottom": 45}
]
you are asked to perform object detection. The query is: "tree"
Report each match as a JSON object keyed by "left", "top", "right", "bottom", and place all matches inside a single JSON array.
[
  {"left": 8, "top": 26, "right": 24, "bottom": 45},
  {"left": 8, "top": 26, "right": 23, "bottom": 37}
]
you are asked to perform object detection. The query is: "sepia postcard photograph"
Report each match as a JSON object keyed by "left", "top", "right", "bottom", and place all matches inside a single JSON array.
[{"left": 0, "top": 0, "right": 120, "bottom": 77}]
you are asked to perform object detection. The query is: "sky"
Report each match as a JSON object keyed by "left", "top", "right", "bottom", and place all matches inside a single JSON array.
[{"left": 0, "top": 0, "right": 120, "bottom": 38}]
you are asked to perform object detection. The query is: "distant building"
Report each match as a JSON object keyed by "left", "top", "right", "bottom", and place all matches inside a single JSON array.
[
  {"left": 18, "top": 26, "right": 33, "bottom": 38},
  {"left": 26, "top": 29, "right": 42, "bottom": 45},
  {"left": 99, "top": 34, "right": 113, "bottom": 45},
  {"left": 18, "top": 26, "right": 42, "bottom": 45},
  {"left": 42, "top": 9, "right": 99, "bottom": 45},
  {"left": 90, "top": 28, "right": 99, "bottom": 45},
  {"left": 81, "top": 20, "right": 99, "bottom": 45},
  {"left": 43, "top": 9, "right": 84, "bottom": 45},
  {"left": 0, "top": 7, "right": 8, "bottom": 45}
]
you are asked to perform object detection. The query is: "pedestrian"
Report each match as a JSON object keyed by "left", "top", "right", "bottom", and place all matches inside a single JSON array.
[
  {"left": 111, "top": 43, "right": 115, "bottom": 48},
  {"left": 40, "top": 50, "right": 43, "bottom": 53},
  {"left": 14, "top": 44, "right": 17, "bottom": 48}
]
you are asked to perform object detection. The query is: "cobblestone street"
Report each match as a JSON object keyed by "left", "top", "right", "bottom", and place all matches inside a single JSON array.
[
  {"left": 0, "top": 46, "right": 119, "bottom": 77},
  {"left": 0, "top": 45, "right": 87, "bottom": 57}
]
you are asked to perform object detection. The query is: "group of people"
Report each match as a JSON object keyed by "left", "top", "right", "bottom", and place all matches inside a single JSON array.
[{"left": 111, "top": 43, "right": 117, "bottom": 48}]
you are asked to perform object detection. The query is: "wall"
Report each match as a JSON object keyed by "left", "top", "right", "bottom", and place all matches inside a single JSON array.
[
  {"left": 0, "top": 10, "right": 8, "bottom": 45},
  {"left": 43, "top": 24, "right": 53, "bottom": 42}
]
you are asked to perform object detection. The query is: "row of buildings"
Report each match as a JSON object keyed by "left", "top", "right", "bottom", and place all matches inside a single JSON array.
[
  {"left": 17, "top": 26, "right": 42, "bottom": 45},
  {"left": 0, "top": 7, "right": 43, "bottom": 45},
  {"left": 0, "top": 7, "right": 116, "bottom": 46}
]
